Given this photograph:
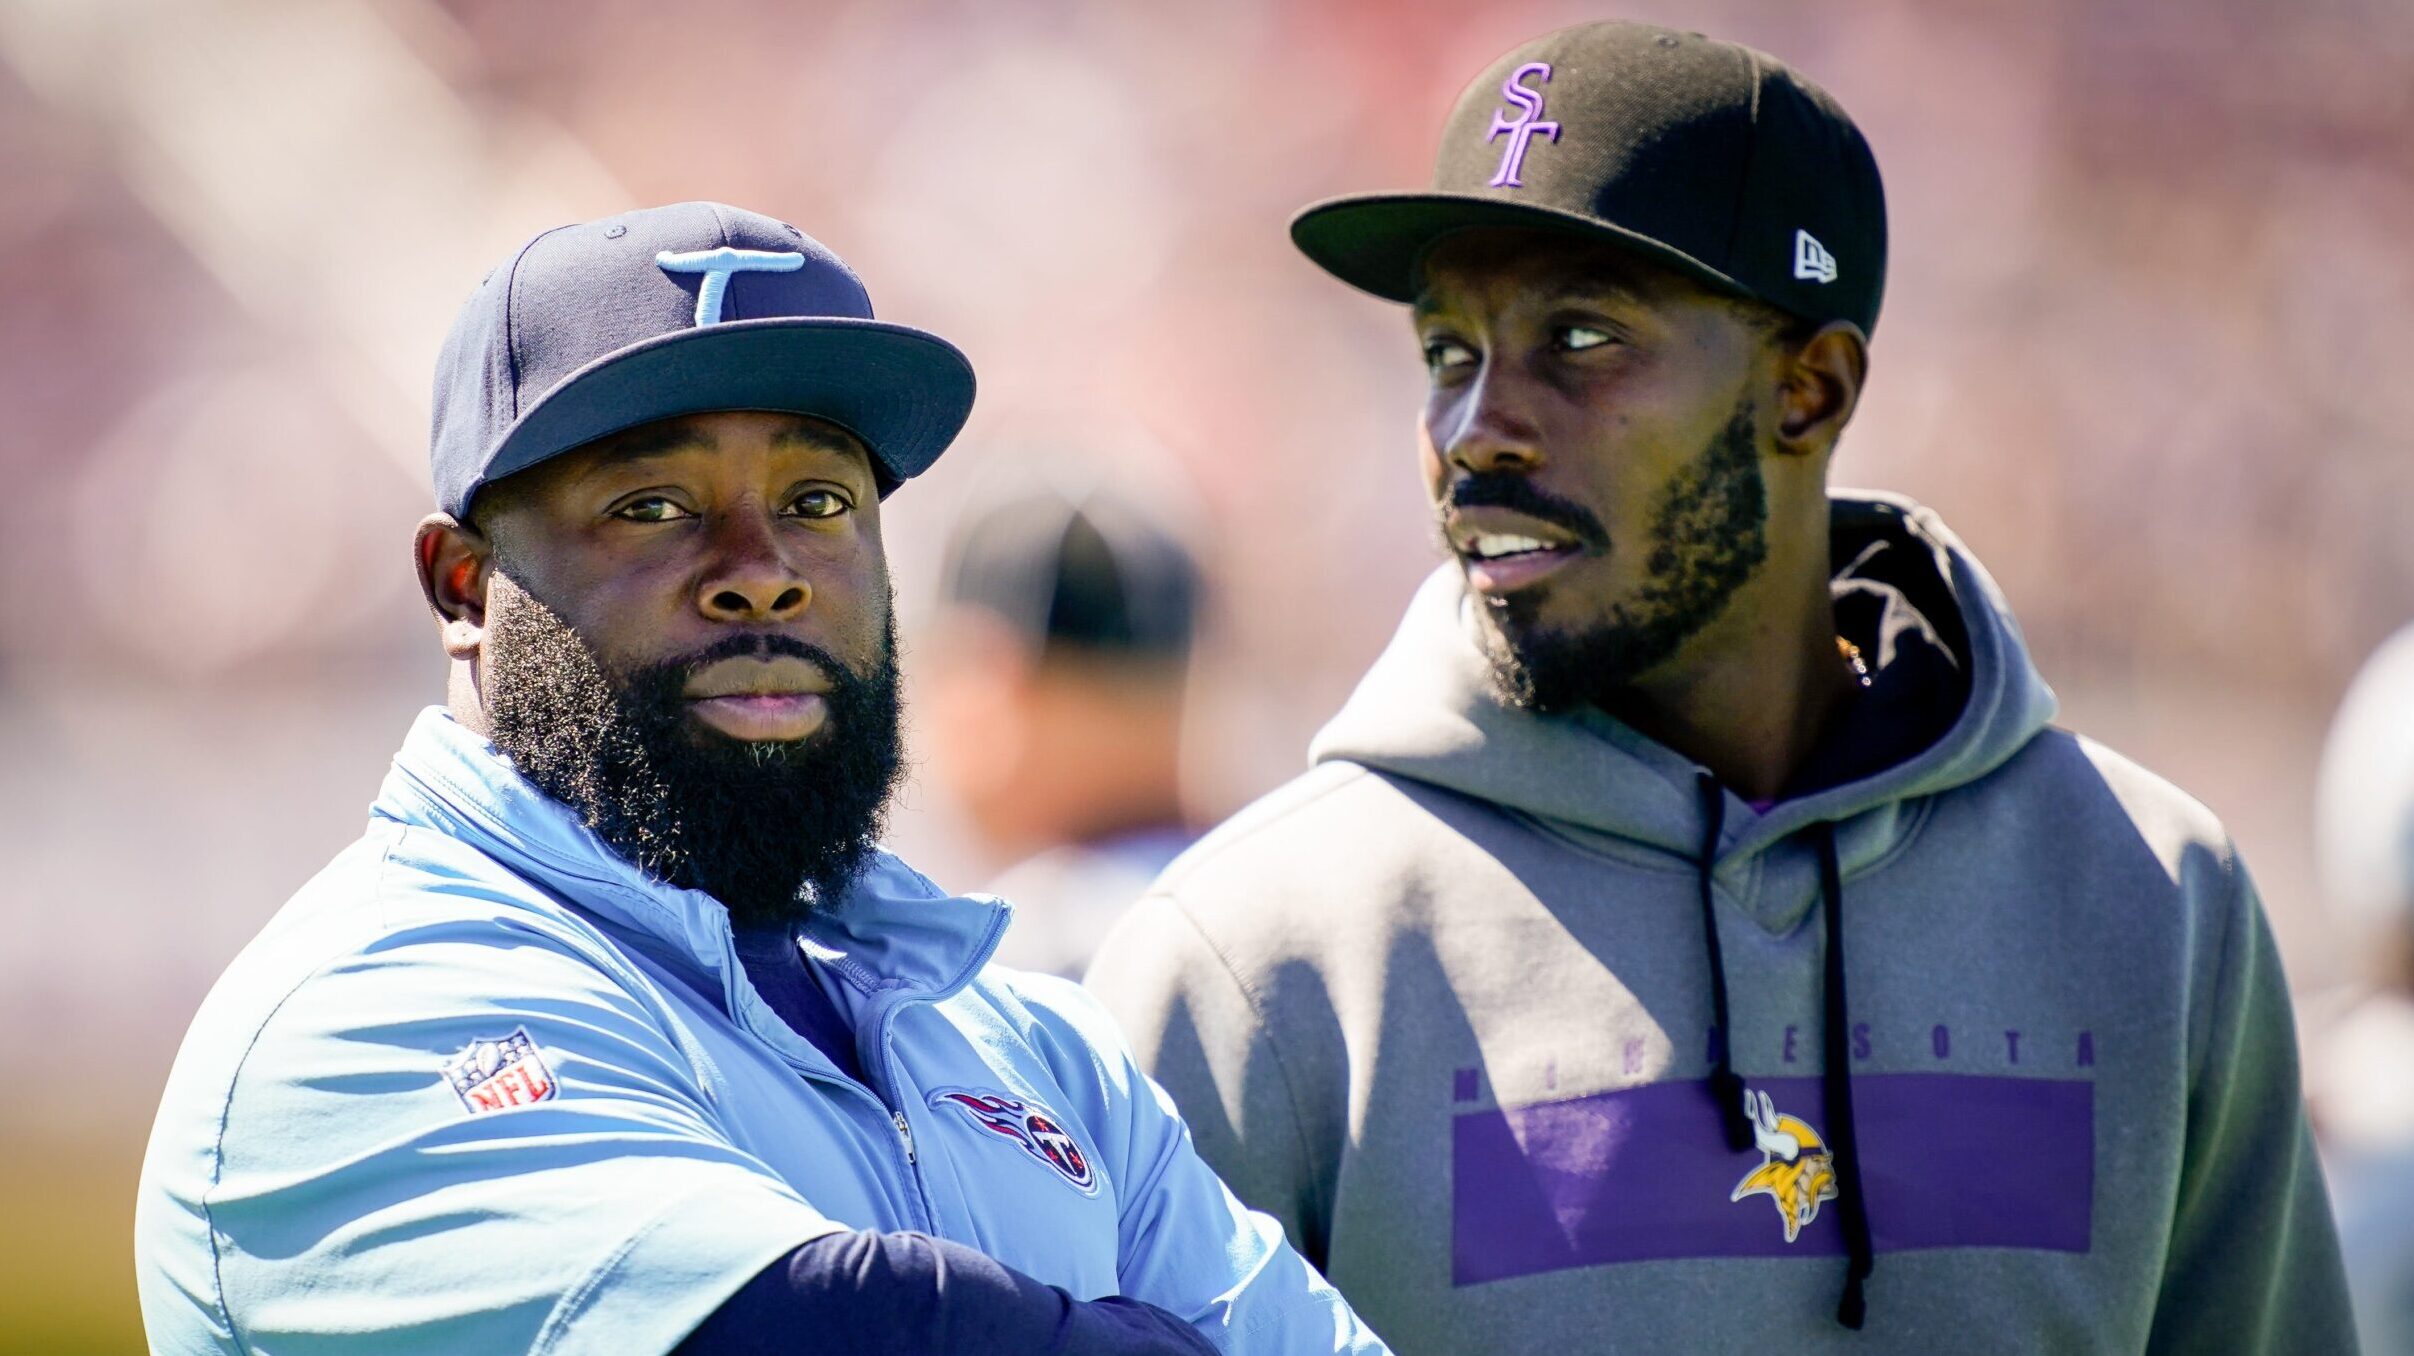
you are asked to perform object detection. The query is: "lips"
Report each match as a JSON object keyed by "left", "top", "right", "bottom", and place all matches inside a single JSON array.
[
  {"left": 1446, "top": 506, "right": 1594, "bottom": 596},
  {"left": 683, "top": 655, "right": 832, "bottom": 742}
]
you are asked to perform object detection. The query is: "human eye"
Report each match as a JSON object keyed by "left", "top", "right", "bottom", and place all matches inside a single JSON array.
[
  {"left": 610, "top": 494, "right": 694, "bottom": 523},
  {"left": 785, "top": 486, "right": 853, "bottom": 520},
  {"left": 1556, "top": 323, "right": 1619, "bottom": 353},
  {"left": 1421, "top": 333, "right": 1478, "bottom": 376}
]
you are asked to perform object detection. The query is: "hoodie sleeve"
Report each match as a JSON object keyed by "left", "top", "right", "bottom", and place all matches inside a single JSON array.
[
  {"left": 2144, "top": 854, "right": 2356, "bottom": 1354},
  {"left": 1086, "top": 894, "right": 1331, "bottom": 1269}
]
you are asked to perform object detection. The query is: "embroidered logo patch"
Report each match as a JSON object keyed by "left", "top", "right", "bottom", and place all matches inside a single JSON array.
[
  {"left": 931, "top": 1088, "right": 1098, "bottom": 1195},
  {"left": 655, "top": 246, "right": 805, "bottom": 326},
  {"left": 443, "top": 1027, "right": 557, "bottom": 1114},
  {"left": 1729, "top": 1087, "right": 1839, "bottom": 1241},
  {"left": 1484, "top": 61, "right": 1561, "bottom": 188},
  {"left": 1793, "top": 229, "right": 1839, "bottom": 283}
]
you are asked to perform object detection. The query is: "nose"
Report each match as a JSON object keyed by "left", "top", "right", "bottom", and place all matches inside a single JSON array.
[
  {"left": 1433, "top": 358, "right": 1545, "bottom": 478},
  {"left": 695, "top": 505, "right": 811, "bottom": 623}
]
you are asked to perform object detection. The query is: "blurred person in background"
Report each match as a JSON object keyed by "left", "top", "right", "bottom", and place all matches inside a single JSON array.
[
  {"left": 1089, "top": 21, "right": 2353, "bottom": 1353},
  {"left": 918, "top": 483, "right": 1203, "bottom": 978},
  {"left": 2314, "top": 621, "right": 2414, "bottom": 1351},
  {"left": 133, "top": 201, "right": 1386, "bottom": 1356}
]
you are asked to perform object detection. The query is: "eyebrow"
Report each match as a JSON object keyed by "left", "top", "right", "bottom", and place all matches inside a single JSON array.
[
  {"left": 583, "top": 416, "right": 865, "bottom": 466},
  {"left": 767, "top": 421, "right": 868, "bottom": 458},
  {"left": 584, "top": 422, "right": 717, "bottom": 467},
  {"left": 1546, "top": 263, "right": 1650, "bottom": 307}
]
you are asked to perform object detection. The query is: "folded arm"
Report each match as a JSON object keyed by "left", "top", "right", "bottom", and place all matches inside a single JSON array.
[{"left": 676, "top": 1230, "right": 1213, "bottom": 1356}]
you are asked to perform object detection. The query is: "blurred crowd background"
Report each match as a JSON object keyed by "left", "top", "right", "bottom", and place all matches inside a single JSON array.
[{"left": 5, "top": 0, "right": 2413, "bottom": 1349}]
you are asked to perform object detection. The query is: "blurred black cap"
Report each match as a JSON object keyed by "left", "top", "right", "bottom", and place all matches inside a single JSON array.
[
  {"left": 943, "top": 490, "right": 1200, "bottom": 661},
  {"left": 1291, "top": 21, "right": 1887, "bottom": 334}
]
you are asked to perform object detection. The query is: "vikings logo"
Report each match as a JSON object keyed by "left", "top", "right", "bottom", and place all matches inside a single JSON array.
[
  {"left": 932, "top": 1088, "right": 1099, "bottom": 1195},
  {"left": 1729, "top": 1088, "right": 1838, "bottom": 1242}
]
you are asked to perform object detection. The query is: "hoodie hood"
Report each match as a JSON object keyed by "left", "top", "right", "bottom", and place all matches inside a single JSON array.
[{"left": 1311, "top": 493, "right": 2057, "bottom": 867}]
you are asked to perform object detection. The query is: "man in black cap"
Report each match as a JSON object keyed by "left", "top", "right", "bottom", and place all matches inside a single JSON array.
[
  {"left": 1089, "top": 24, "right": 2352, "bottom": 1352},
  {"left": 134, "top": 202, "right": 1388, "bottom": 1356},
  {"left": 920, "top": 483, "right": 1203, "bottom": 978}
]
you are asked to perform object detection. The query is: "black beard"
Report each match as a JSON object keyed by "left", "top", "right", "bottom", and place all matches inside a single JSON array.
[
  {"left": 1478, "top": 398, "right": 1770, "bottom": 714},
  {"left": 480, "top": 579, "right": 903, "bottom": 927}
]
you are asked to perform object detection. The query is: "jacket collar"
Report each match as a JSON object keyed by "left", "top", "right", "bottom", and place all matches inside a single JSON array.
[{"left": 371, "top": 707, "right": 1008, "bottom": 1004}]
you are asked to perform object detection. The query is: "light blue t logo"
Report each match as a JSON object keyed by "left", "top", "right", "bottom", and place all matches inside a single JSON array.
[{"left": 655, "top": 247, "right": 805, "bottom": 326}]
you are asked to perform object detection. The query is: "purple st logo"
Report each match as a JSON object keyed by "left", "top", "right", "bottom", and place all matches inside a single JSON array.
[{"left": 1485, "top": 62, "right": 1561, "bottom": 188}]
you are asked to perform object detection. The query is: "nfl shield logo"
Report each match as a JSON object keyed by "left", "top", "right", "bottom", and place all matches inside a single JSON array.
[{"left": 443, "top": 1028, "right": 557, "bottom": 1114}]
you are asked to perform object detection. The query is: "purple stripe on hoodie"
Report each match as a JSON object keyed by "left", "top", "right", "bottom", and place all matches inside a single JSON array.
[{"left": 1453, "top": 1073, "right": 2092, "bottom": 1285}]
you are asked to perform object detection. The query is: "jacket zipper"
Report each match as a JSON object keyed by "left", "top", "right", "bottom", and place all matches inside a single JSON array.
[
  {"left": 717, "top": 908, "right": 1012, "bottom": 1237},
  {"left": 869, "top": 1000, "right": 937, "bottom": 1227},
  {"left": 712, "top": 928, "right": 938, "bottom": 1231}
]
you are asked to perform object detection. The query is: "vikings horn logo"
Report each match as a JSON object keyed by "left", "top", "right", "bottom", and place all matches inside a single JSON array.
[
  {"left": 932, "top": 1088, "right": 1099, "bottom": 1195},
  {"left": 1729, "top": 1088, "right": 1839, "bottom": 1242}
]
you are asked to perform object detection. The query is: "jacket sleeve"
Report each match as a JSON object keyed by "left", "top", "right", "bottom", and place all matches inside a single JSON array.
[
  {"left": 153, "top": 907, "right": 846, "bottom": 1356},
  {"left": 1085, "top": 894, "right": 1329, "bottom": 1267},
  {"left": 677, "top": 1230, "right": 1216, "bottom": 1356},
  {"left": 1012, "top": 969, "right": 1388, "bottom": 1355},
  {"left": 2144, "top": 855, "right": 2358, "bottom": 1354}
]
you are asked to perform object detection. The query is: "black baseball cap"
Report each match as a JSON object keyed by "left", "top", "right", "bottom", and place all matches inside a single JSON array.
[
  {"left": 431, "top": 201, "right": 975, "bottom": 517},
  {"left": 1291, "top": 22, "right": 1887, "bottom": 334},
  {"left": 942, "top": 488, "right": 1201, "bottom": 662}
]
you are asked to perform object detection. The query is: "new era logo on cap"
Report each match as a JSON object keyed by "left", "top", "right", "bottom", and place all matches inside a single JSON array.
[{"left": 1793, "top": 230, "right": 1838, "bottom": 284}]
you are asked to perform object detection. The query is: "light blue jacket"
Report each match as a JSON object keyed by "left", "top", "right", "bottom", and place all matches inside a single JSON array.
[{"left": 136, "top": 709, "right": 1386, "bottom": 1356}]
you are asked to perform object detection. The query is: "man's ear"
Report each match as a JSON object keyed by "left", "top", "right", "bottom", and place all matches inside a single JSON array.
[
  {"left": 1772, "top": 321, "right": 1869, "bottom": 458},
  {"left": 414, "top": 513, "right": 494, "bottom": 663}
]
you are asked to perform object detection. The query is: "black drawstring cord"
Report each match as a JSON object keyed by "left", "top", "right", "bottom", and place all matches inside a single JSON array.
[
  {"left": 1695, "top": 773, "right": 1752, "bottom": 1153},
  {"left": 1816, "top": 822, "right": 1874, "bottom": 1329}
]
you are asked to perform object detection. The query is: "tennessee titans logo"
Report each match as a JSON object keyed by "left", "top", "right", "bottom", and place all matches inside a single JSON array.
[
  {"left": 1729, "top": 1087, "right": 1838, "bottom": 1242},
  {"left": 1485, "top": 61, "right": 1561, "bottom": 188},
  {"left": 656, "top": 246, "right": 804, "bottom": 326},
  {"left": 931, "top": 1088, "right": 1099, "bottom": 1195}
]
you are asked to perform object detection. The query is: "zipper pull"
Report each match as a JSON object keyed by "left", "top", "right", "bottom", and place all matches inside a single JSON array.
[{"left": 893, "top": 1111, "right": 916, "bottom": 1164}]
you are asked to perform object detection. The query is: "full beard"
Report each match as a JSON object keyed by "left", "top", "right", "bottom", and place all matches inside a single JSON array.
[
  {"left": 1478, "top": 397, "right": 1770, "bottom": 714},
  {"left": 479, "top": 577, "right": 903, "bottom": 927}
]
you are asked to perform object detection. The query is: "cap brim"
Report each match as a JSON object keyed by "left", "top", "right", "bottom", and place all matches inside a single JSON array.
[
  {"left": 1291, "top": 192, "right": 1755, "bottom": 306},
  {"left": 479, "top": 316, "right": 975, "bottom": 505}
]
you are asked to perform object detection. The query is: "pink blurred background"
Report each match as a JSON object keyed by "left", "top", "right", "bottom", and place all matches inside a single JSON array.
[{"left": 4, "top": 0, "right": 2411, "bottom": 1348}]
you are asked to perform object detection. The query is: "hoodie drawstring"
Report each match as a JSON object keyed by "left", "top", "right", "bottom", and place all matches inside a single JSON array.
[
  {"left": 1815, "top": 821, "right": 1874, "bottom": 1329},
  {"left": 1695, "top": 773, "right": 1752, "bottom": 1152},
  {"left": 1697, "top": 777, "right": 1875, "bottom": 1329}
]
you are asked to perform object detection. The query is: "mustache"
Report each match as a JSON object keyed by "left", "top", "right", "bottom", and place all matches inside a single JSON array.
[
  {"left": 649, "top": 633, "right": 853, "bottom": 688},
  {"left": 1437, "top": 474, "right": 1610, "bottom": 551}
]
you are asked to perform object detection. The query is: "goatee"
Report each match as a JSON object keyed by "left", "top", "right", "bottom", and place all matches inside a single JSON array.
[
  {"left": 1478, "top": 397, "right": 1770, "bottom": 713},
  {"left": 480, "top": 577, "right": 904, "bottom": 927}
]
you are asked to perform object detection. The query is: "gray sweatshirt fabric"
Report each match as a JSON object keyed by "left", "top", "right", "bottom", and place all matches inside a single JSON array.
[{"left": 1088, "top": 493, "right": 2355, "bottom": 1354}]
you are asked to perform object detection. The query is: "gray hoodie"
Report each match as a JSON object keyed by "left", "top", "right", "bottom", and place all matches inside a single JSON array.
[{"left": 1088, "top": 494, "right": 2354, "bottom": 1354}]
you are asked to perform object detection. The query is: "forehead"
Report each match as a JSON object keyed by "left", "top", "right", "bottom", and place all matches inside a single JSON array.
[
  {"left": 1412, "top": 229, "right": 1720, "bottom": 318},
  {"left": 573, "top": 410, "right": 871, "bottom": 470}
]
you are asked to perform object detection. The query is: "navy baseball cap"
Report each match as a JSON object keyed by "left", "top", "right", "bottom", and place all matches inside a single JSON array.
[
  {"left": 431, "top": 201, "right": 976, "bottom": 517},
  {"left": 1291, "top": 22, "right": 1887, "bottom": 335}
]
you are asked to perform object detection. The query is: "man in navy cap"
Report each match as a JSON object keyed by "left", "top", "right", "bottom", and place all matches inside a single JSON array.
[
  {"left": 1090, "top": 23, "right": 2352, "bottom": 1353},
  {"left": 134, "top": 202, "right": 1388, "bottom": 1356}
]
